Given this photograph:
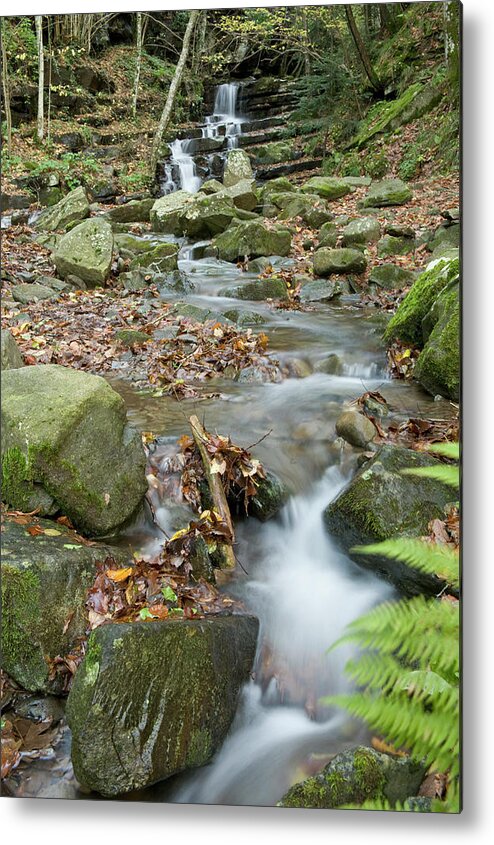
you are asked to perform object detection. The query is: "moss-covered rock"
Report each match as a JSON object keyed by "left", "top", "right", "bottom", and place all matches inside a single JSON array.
[
  {"left": 377, "top": 234, "right": 415, "bottom": 257},
  {"left": 222, "top": 179, "right": 258, "bottom": 212},
  {"left": 368, "top": 264, "right": 416, "bottom": 290},
  {"left": 219, "top": 276, "right": 288, "bottom": 301},
  {"left": 250, "top": 141, "right": 296, "bottom": 165},
  {"left": 114, "top": 329, "right": 150, "bottom": 346},
  {"left": 182, "top": 193, "right": 238, "bottom": 238},
  {"left": 150, "top": 190, "right": 193, "bottom": 234},
  {"left": 361, "top": 179, "right": 412, "bottom": 208},
  {"left": 66, "top": 616, "right": 259, "bottom": 796},
  {"left": 1, "top": 329, "right": 24, "bottom": 370},
  {"left": 12, "top": 283, "right": 58, "bottom": 304},
  {"left": 317, "top": 221, "right": 338, "bottom": 248},
  {"left": 323, "top": 445, "right": 453, "bottom": 595},
  {"left": 414, "top": 279, "right": 460, "bottom": 400},
  {"left": 248, "top": 471, "right": 289, "bottom": 521},
  {"left": 342, "top": 216, "right": 381, "bottom": 246},
  {"left": 223, "top": 149, "right": 254, "bottom": 187},
  {"left": 279, "top": 746, "right": 426, "bottom": 809},
  {"left": 213, "top": 220, "right": 291, "bottom": 262},
  {"left": 383, "top": 257, "right": 459, "bottom": 345},
  {"left": 53, "top": 218, "right": 113, "bottom": 287},
  {"left": 129, "top": 242, "right": 179, "bottom": 273},
  {"left": 299, "top": 279, "right": 343, "bottom": 303},
  {"left": 35, "top": 186, "right": 89, "bottom": 232},
  {"left": 114, "top": 234, "right": 156, "bottom": 255},
  {"left": 301, "top": 177, "right": 352, "bottom": 200},
  {"left": 1, "top": 365, "right": 147, "bottom": 537},
  {"left": 258, "top": 177, "right": 295, "bottom": 199},
  {"left": 1, "top": 515, "right": 129, "bottom": 693},
  {"left": 428, "top": 223, "right": 460, "bottom": 253},
  {"left": 314, "top": 248, "right": 367, "bottom": 276},
  {"left": 103, "top": 197, "right": 154, "bottom": 223}
]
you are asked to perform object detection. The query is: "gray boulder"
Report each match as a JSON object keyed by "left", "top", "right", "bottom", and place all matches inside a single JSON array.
[
  {"left": 361, "top": 179, "right": 412, "bottom": 208},
  {"left": 36, "top": 186, "right": 89, "bottom": 232},
  {"left": 213, "top": 221, "right": 291, "bottom": 262},
  {"left": 300, "top": 176, "right": 352, "bottom": 200},
  {"left": 223, "top": 149, "right": 254, "bottom": 187},
  {"left": 335, "top": 410, "right": 376, "bottom": 447},
  {"left": 182, "top": 193, "right": 238, "bottom": 238},
  {"left": 150, "top": 190, "right": 193, "bottom": 234},
  {"left": 314, "top": 248, "right": 367, "bottom": 276},
  {"left": 66, "top": 616, "right": 259, "bottom": 795},
  {"left": 299, "top": 279, "right": 343, "bottom": 303},
  {"left": 12, "top": 283, "right": 58, "bottom": 304},
  {"left": 342, "top": 216, "right": 381, "bottom": 246},
  {"left": 1, "top": 514, "right": 129, "bottom": 693},
  {"left": 219, "top": 276, "right": 288, "bottom": 301},
  {"left": 1, "top": 365, "right": 147, "bottom": 537},
  {"left": 368, "top": 264, "right": 416, "bottom": 290},
  {"left": 54, "top": 218, "right": 113, "bottom": 286},
  {"left": 1, "top": 329, "right": 24, "bottom": 370},
  {"left": 103, "top": 197, "right": 154, "bottom": 223}
]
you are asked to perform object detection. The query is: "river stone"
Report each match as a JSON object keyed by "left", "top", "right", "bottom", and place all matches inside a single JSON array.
[
  {"left": 279, "top": 746, "right": 426, "bottom": 809},
  {"left": 103, "top": 197, "right": 154, "bottom": 223},
  {"left": 222, "top": 179, "right": 258, "bottom": 212},
  {"left": 12, "top": 283, "right": 58, "bottom": 304},
  {"left": 368, "top": 264, "right": 416, "bottom": 290},
  {"left": 1, "top": 365, "right": 147, "bottom": 537},
  {"left": 299, "top": 279, "right": 342, "bottom": 303},
  {"left": 213, "top": 221, "right": 291, "bottom": 262},
  {"left": 314, "top": 248, "right": 367, "bottom": 276},
  {"left": 222, "top": 308, "right": 265, "bottom": 326},
  {"left": 377, "top": 234, "right": 415, "bottom": 257},
  {"left": 223, "top": 149, "right": 254, "bottom": 187},
  {"left": 301, "top": 177, "right": 352, "bottom": 200},
  {"left": 1, "top": 329, "right": 24, "bottom": 370},
  {"left": 317, "top": 221, "right": 338, "bottom": 249},
  {"left": 35, "top": 186, "right": 89, "bottom": 232},
  {"left": 335, "top": 410, "right": 376, "bottom": 448},
  {"left": 219, "top": 276, "right": 288, "bottom": 301},
  {"left": 342, "top": 216, "right": 381, "bottom": 246},
  {"left": 53, "top": 218, "right": 113, "bottom": 287},
  {"left": 170, "top": 302, "right": 231, "bottom": 324},
  {"left": 114, "top": 234, "right": 156, "bottom": 255},
  {"left": 361, "top": 179, "right": 412, "bottom": 208},
  {"left": 182, "top": 193, "right": 237, "bottom": 238},
  {"left": 150, "top": 190, "right": 193, "bottom": 234},
  {"left": 1, "top": 515, "right": 129, "bottom": 693},
  {"left": 249, "top": 471, "right": 289, "bottom": 521},
  {"left": 414, "top": 278, "right": 460, "bottom": 401},
  {"left": 275, "top": 193, "right": 333, "bottom": 228},
  {"left": 66, "top": 616, "right": 259, "bottom": 796},
  {"left": 314, "top": 353, "right": 343, "bottom": 375},
  {"left": 323, "top": 445, "right": 453, "bottom": 595},
  {"left": 129, "top": 242, "right": 179, "bottom": 273},
  {"left": 384, "top": 257, "right": 459, "bottom": 346}
]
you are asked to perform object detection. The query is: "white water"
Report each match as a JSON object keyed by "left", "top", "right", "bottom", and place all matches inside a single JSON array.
[{"left": 170, "top": 467, "right": 391, "bottom": 806}]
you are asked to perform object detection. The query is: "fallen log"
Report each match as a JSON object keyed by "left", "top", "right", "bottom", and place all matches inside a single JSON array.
[{"left": 189, "top": 415, "right": 236, "bottom": 569}]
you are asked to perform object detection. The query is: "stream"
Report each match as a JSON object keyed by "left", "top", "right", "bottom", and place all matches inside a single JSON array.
[{"left": 6, "top": 83, "right": 455, "bottom": 806}]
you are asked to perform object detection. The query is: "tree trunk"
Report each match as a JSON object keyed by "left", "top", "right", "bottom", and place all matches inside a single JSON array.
[
  {"left": 345, "top": 4, "right": 382, "bottom": 93},
  {"left": 35, "top": 15, "right": 44, "bottom": 141},
  {"left": 444, "top": 0, "right": 461, "bottom": 87},
  {"left": 192, "top": 10, "right": 207, "bottom": 75},
  {"left": 1, "top": 20, "right": 12, "bottom": 156},
  {"left": 149, "top": 9, "right": 200, "bottom": 178},
  {"left": 131, "top": 12, "right": 143, "bottom": 118}
]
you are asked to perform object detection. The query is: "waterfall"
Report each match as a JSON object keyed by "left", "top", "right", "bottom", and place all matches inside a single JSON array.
[{"left": 203, "top": 82, "right": 244, "bottom": 150}]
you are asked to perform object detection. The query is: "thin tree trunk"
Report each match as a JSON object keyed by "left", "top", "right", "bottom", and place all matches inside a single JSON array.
[
  {"left": 47, "top": 20, "right": 52, "bottom": 142},
  {"left": 345, "top": 4, "right": 382, "bottom": 93},
  {"left": 35, "top": 16, "right": 44, "bottom": 141},
  {"left": 192, "top": 10, "right": 207, "bottom": 74},
  {"left": 1, "top": 20, "right": 12, "bottom": 156},
  {"left": 149, "top": 9, "right": 199, "bottom": 178},
  {"left": 131, "top": 11, "right": 143, "bottom": 118}
]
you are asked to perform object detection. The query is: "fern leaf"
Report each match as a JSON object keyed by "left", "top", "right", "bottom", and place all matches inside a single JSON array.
[
  {"left": 402, "top": 464, "right": 460, "bottom": 488},
  {"left": 427, "top": 442, "right": 460, "bottom": 461},
  {"left": 351, "top": 537, "right": 459, "bottom": 589}
]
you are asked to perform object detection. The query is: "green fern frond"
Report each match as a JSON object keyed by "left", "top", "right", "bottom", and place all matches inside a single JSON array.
[
  {"left": 427, "top": 442, "right": 460, "bottom": 460},
  {"left": 402, "top": 464, "right": 460, "bottom": 488},
  {"left": 352, "top": 537, "right": 460, "bottom": 589}
]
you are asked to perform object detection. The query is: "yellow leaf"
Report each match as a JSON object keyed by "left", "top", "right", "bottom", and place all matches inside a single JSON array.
[
  {"left": 169, "top": 527, "right": 190, "bottom": 542},
  {"left": 105, "top": 566, "right": 133, "bottom": 582},
  {"left": 210, "top": 458, "right": 226, "bottom": 474},
  {"left": 43, "top": 528, "right": 62, "bottom": 536}
]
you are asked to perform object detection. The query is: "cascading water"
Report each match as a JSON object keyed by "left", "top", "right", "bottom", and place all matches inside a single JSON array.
[{"left": 160, "top": 82, "right": 244, "bottom": 194}]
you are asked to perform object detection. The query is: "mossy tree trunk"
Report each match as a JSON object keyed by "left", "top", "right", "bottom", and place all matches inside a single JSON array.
[{"left": 444, "top": 0, "right": 461, "bottom": 89}]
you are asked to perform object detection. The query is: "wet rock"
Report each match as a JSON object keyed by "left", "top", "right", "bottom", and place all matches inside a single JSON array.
[
  {"left": 35, "top": 186, "right": 89, "bottom": 232},
  {"left": 114, "top": 234, "right": 156, "bottom": 254},
  {"left": 283, "top": 357, "right": 313, "bottom": 378},
  {"left": 1, "top": 364, "right": 147, "bottom": 537},
  {"left": 384, "top": 257, "right": 459, "bottom": 346},
  {"left": 103, "top": 197, "right": 154, "bottom": 223},
  {"left": 414, "top": 277, "right": 459, "bottom": 401},
  {"left": 66, "top": 616, "right": 259, "bottom": 796},
  {"left": 314, "top": 248, "right": 367, "bottom": 276},
  {"left": 368, "top": 264, "right": 416, "bottom": 290},
  {"left": 247, "top": 255, "right": 294, "bottom": 272},
  {"left": 129, "top": 242, "right": 179, "bottom": 273},
  {"left": 314, "top": 353, "right": 343, "bottom": 375},
  {"left": 301, "top": 176, "right": 352, "bottom": 200},
  {"left": 279, "top": 746, "right": 426, "bottom": 809},
  {"left": 236, "top": 366, "right": 282, "bottom": 384},
  {"left": 335, "top": 410, "right": 376, "bottom": 448},
  {"left": 222, "top": 308, "right": 265, "bottom": 326},
  {"left": 1, "top": 514, "right": 130, "bottom": 693},
  {"left": 213, "top": 220, "right": 291, "bottom": 262},
  {"left": 12, "top": 283, "right": 57, "bottom": 304},
  {"left": 53, "top": 218, "right": 113, "bottom": 287},
  {"left": 219, "top": 276, "right": 288, "bottom": 301},
  {"left": 317, "top": 221, "right": 338, "bottom": 249},
  {"left": 249, "top": 471, "right": 289, "bottom": 521},
  {"left": 170, "top": 302, "right": 231, "bottom": 324},
  {"left": 299, "top": 279, "right": 342, "bottom": 303},
  {"left": 361, "top": 179, "right": 412, "bottom": 208},
  {"left": 1, "top": 329, "right": 24, "bottom": 370},
  {"left": 342, "top": 216, "right": 381, "bottom": 246},
  {"left": 323, "top": 445, "right": 453, "bottom": 595},
  {"left": 223, "top": 148, "right": 254, "bottom": 187},
  {"left": 377, "top": 234, "right": 415, "bottom": 257}
]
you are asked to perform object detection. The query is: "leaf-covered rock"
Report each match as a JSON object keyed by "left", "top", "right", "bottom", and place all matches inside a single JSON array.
[
  {"left": 53, "top": 218, "right": 113, "bottom": 287},
  {"left": 66, "top": 616, "right": 259, "bottom": 796}
]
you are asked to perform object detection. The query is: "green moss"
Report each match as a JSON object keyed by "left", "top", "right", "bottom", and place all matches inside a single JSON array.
[
  {"left": 1, "top": 564, "right": 44, "bottom": 688},
  {"left": 353, "top": 748, "right": 386, "bottom": 801},
  {"left": 1, "top": 446, "right": 32, "bottom": 510}
]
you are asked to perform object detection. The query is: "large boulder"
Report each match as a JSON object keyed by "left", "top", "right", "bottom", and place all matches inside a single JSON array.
[
  {"left": 368, "top": 264, "right": 416, "bottom": 290},
  {"left": 66, "top": 616, "right": 259, "bottom": 796},
  {"left": 384, "top": 257, "right": 459, "bottom": 346},
  {"left": 35, "top": 186, "right": 89, "bottom": 232},
  {"left": 213, "top": 221, "right": 291, "bottom": 262},
  {"left": 223, "top": 149, "right": 254, "bottom": 187},
  {"left": 182, "top": 193, "right": 238, "bottom": 238},
  {"left": 361, "top": 179, "right": 412, "bottom": 208},
  {"left": 53, "top": 218, "right": 113, "bottom": 287},
  {"left": 1, "top": 365, "right": 147, "bottom": 537},
  {"left": 314, "top": 247, "right": 367, "bottom": 276},
  {"left": 129, "top": 242, "right": 179, "bottom": 273},
  {"left": 273, "top": 192, "right": 333, "bottom": 228},
  {"left": 279, "top": 746, "right": 426, "bottom": 809},
  {"left": 222, "top": 179, "right": 258, "bottom": 212},
  {"left": 219, "top": 276, "right": 288, "bottom": 301},
  {"left": 103, "top": 197, "right": 154, "bottom": 223},
  {"left": 323, "top": 445, "right": 453, "bottom": 595},
  {"left": 414, "top": 277, "right": 460, "bottom": 400},
  {"left": 1, "top": 329, "right": 24, "bottom": 370},
  {"left": 12, "top": 283, "right": 57, "bottom": 304},
  {"left": 342, "top": 216, "right": 381, "bottom": 246},
  {"left": 150, "top": 190, "right": 193, "bottom": 234},
  {"left": 250, "top": 141, "right": 295, "bottom": 165},
  {"left": 301, "top": 176, "right": 352, "bottom": 200},
  {"left": 1, "top": 515, "right": 129, "bottom": 693}
]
